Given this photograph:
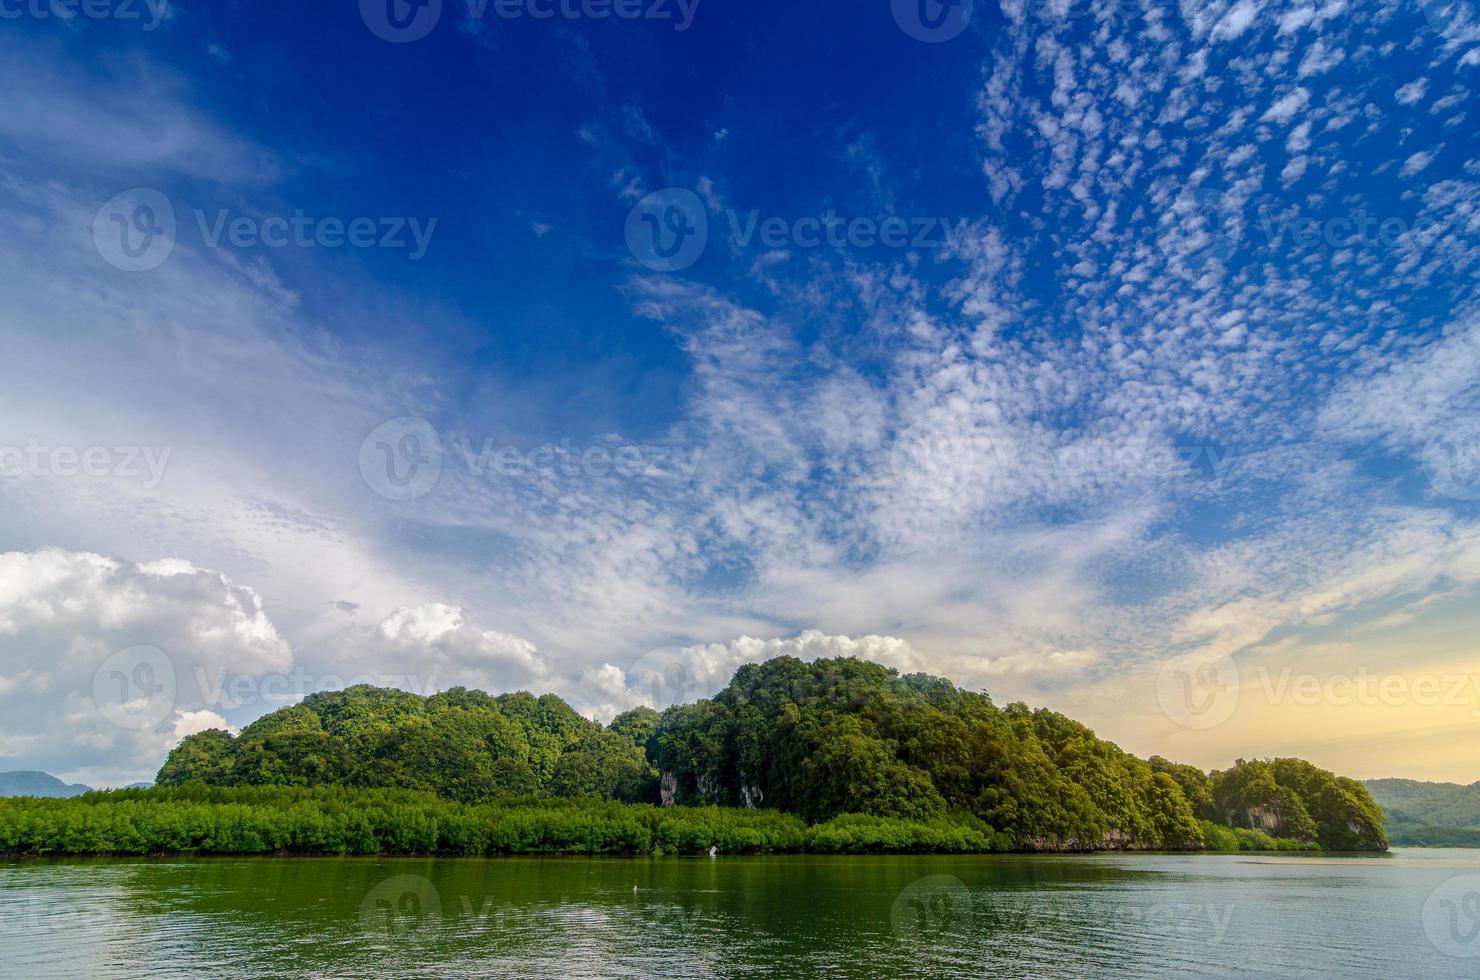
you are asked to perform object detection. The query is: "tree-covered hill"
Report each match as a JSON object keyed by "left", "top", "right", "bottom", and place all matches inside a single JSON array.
[
  {"left": 158, "top": 685, "right": 654, "bottom": 805},
  {"left": 156, "top": 655, "right": 1387, "bottom": 852},
  {"left": 1364, "top": 778, "right": 1480, "bottom": 846}
]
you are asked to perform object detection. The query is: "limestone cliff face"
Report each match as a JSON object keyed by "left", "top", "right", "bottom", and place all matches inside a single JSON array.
[
  {"left": 1246, "top": 803, "right": 1284, "bottom": 834},
  {"left": 659, "top": 770, "right": 746, "bottom": 808},
  {"left": 1099, "top": 828, "right": 1158, "bottom": 851},
  {"left": 1019, "top": 830, "right": 1168, "bottom": 852}
]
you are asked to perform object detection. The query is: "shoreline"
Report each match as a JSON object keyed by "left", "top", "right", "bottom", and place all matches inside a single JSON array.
[
  {"left": 0, "top": 786, "right": 1363, "bottom": 858},
  {"left": 6, "top": 844, "right": 1400, "bottom": 860}
]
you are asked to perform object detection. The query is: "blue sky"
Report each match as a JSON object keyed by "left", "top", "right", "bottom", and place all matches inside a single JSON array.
[{"left": 0, "top": 0, "right": 1477, "bottom": 785}]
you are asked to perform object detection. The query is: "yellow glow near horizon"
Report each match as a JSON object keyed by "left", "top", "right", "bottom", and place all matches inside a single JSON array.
[{"left": 1014, "top": 600, "right": 1480, "bottom": 784}]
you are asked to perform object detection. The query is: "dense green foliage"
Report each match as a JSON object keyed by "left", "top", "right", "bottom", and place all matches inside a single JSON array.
[
  {"left": 1196, "top": 820, "right": 1317, "bottom": 852},
  {"left": 0, "top": 786, "right": 1001, "bottom": 856},
  {"left": 650, "top": 657, "right": 1205, "bottom": 850},
  {"left": 1364, "top": 778, "right": 1480, "bottom": 845},
  {"left": 157, "top": 686, "right": 657, "bottom": 805},
  {"left": 1207, "top": 758, "right": 1387, "bottom": 850},
  {"left": 101, "top": 655, "right": 1392, "bottom": 854}
]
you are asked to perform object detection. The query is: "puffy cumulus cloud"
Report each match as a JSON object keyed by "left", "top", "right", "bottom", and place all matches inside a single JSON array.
[
  {"left": 0, "top": 550, "right": 289, "bottom": 663},
  {"left": 326, "top": 603, "right": 550, "bottom": 696},
  {"left": 0, "top": 548, "right": 291, "bottom": 785},
  {"left": 573, "top": 662, "right": 638, "bottom": 722},
  {"left": 571, "top": 630, "right": 926, "bottom": 720},
  {"left": 171, "top": 709, "right": 230, "bottom": 740}
]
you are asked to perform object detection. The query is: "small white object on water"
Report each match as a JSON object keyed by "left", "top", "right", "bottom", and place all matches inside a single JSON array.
[{"left": 708, "top": 845, "right": 717, "bottom": 858}]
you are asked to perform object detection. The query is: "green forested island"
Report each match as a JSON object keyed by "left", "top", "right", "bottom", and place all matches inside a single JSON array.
[{"left": 1, "top": 656, "right": 1388, "bottom": 856}]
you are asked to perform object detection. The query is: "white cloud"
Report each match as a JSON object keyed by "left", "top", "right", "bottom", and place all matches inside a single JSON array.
[
  {"left": 330, "top": 603, "right": 550, "bottom": 696},
  {"left": 1212, "top": 1, "right": 1263, "bottom": 42},
  {"left": 1396, "top": 79, "right": 1430, "bottom": 105},
  {"left": 572, "top": 630, "right": 927, "bottom": 720},
  {"left": 2, "top": 8, "right": 1477, "bottom": 788},
  {"left": 1262, "top": 88, "right": 1311, "bottom": 124},
  {"left": 1401, "top": 149, "right": 1439, "bottom": 177},
  {"left": 0, "top": 47, "right": 276, "bottom": 183},
  {"left": 976, "top": 648, "right": 1102, "bottom": 677},
  {"left": 0, "top": 549, "right": 291, "bottom": 784}
]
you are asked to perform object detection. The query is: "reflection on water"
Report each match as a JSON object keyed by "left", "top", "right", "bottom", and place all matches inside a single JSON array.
[{"left": 3, "top": 850, "right": 1480, "bottom": 977}]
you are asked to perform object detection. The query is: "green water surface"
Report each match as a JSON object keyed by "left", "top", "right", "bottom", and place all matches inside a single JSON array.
[{"left": 5, "top": 849, "right": 1480, "bottom": 977}]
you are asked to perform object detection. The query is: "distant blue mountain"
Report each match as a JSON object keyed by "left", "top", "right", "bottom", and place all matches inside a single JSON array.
[{"left": 0, "top": 771, "right": 93, "bottom": 798}]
